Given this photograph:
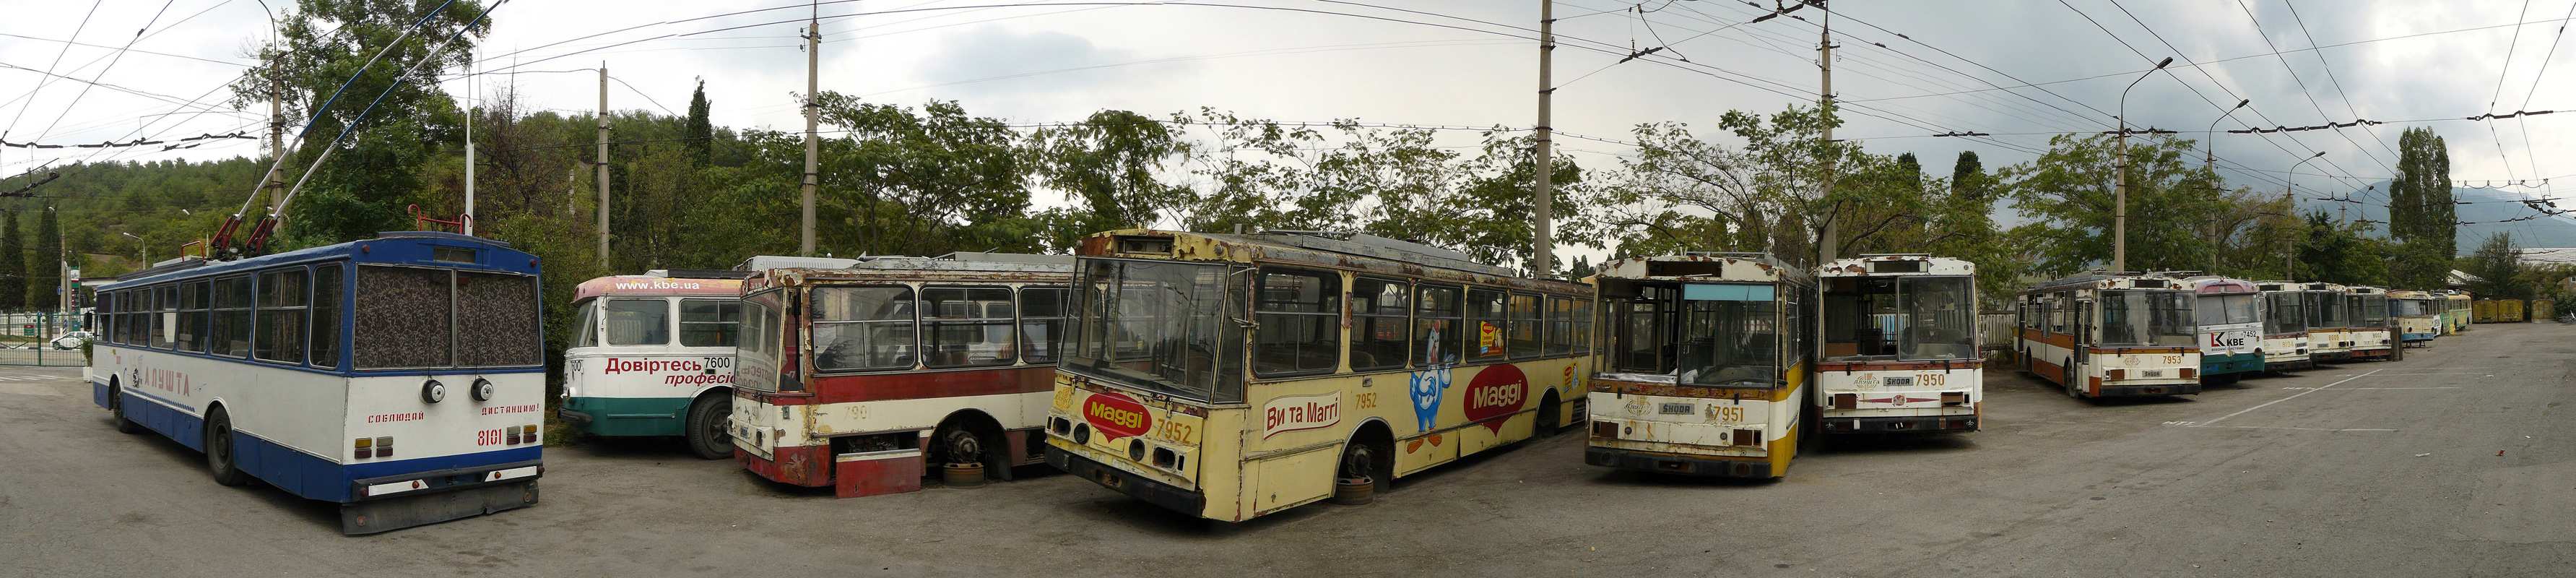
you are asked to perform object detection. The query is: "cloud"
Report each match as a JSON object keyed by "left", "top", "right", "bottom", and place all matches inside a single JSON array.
[{"left": 895, "top": 25, "right": 1178, "bottom": 106}]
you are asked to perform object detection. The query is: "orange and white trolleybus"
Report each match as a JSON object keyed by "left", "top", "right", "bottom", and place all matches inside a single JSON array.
[
  {"left": 730, "top": 253, "right": 1075, "bottom": 497},
  {"left": 1045, "top": 230, "right": 1592, "bottom": 521},
  {"left": 1586, "top": 254, "right": 1813, "bottom": 478},
  {"left": 1812, "top": 255, "right": 1980, "bottom": 434},
  {"left": 2015, "top": 272, "right": 2200, "bottom": 398}
]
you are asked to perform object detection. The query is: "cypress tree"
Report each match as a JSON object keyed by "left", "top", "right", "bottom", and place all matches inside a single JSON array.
[
  {"left": 0, "top": 211, "right": 22, "bottom": 311},
  {"left": 2388, "top": 127, "right": 2453, "bottom": 289},
  {"left": 31, "top": 207, "right": 59, "bottom": 310}
]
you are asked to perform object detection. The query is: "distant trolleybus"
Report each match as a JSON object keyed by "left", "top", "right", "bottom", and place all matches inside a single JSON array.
[
  {"left": 1046, "top": 230, "right": 1592, "bottom": 520},
  {"left": 1587, "top": 253, "right": 1812, "bottom": 478},
  {"left": 1813, "top": 255, "right": 1979, "bottom": 435},
  {"left": 732, "top": 253, "right": 1075, "bottom": 498},
  {"left": 558, "top": 269, "right": 747, "bottom": 460},
  {"left": 90, "top": 232, "right": 544, "bottom": 534},
  {"left": 2343, "top": 285, "right": 2394, "bottom": 361},
  {"left": 2253, "top": 281, "right": 2312, "bottom": 372},
  {"left": 2178, "top": 276, "right": 2263, "bottom": 384},
  {"left": 2438, "top": 291, "right": 2472, "bottom": 334},
  {"left": 2388, "top": 290, "right": 2439, "bottom": 347},
  {"left": 2302, "top": 282, "right": 2354, "bottom": 363},
  {"left": 2016, "top": 273, "right": 2200, "bottom": 398}
]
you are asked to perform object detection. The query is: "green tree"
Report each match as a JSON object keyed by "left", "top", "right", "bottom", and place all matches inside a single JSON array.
[
  {"left": 1588, "top": 103, "right": 1867, "bottom": 259},
  {"left": 2463, "top": 232, "right": 2525, "bottom": 300},
  {"left": 685, "top": 79, "right": 712, "bottom": 168},
  {"left": 0, "top": 211, "right": 20, "bottom": 311},
  {"left": 233, "top": 0, "right": 488, "bottom": 249},
  {"left": 1028, "top": 109, "right": 1189, "bottom": 251},
  {"left": 2293, "top": 210, "right": 2390, "bottom": 286},
  {"left": 2002, "top": 134, "right": 2234, "bottom": 277},
  {"left": 2387, "top": 126, "right": 2453, "bottom": 289},
  {"left": 30, "top": 208, "right": 58, "bottom": 309}
]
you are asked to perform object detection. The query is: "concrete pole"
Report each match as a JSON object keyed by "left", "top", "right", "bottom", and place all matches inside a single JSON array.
[
  {"left": 268, "top": 44, "right": 287, "bottom": 239},
  {"left": 1817, "top": 1, "right": 1836, "bottom": 264},
  {"left": 464, "top": 51, "right": 475, "bottom": 236},
  {"left": 800, "top": 1, "right": 820, "bottom": 257},
  {"left": 1532, "top": 0, "right": 1554, "bottom": 277},
  {"left": 597, "top": 64, "right": 610, "bottom": 269}
]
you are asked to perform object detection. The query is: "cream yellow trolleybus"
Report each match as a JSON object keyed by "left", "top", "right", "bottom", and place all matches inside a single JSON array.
[
  {"left": 2301, "top": 282, "right": 2354, "bottom": 363},
  {"left": 2437, "top": 291, "right": 2472, "bottom": 335},
  {"left": 1045, "top": 230, "right": 1592, "bottom": 521},
  {"left": 1586, "top": 254, "right": 1812, "bottom": 478},
  {"left": 2342, "top": 285, "right": 2395, "bottom": 361},
  {"left": 2016, "top": 273, "right": 2200, "bottom": 398},
  {"left": 1813, "top": 255, "right": 1980, "bottom": 434},
  {"left": 731, "top": 253, "right": 1075, "bottom": 498},
  {"left": 2388, "top": 290, "right": 2440, "bottom": 347},
  {"left": 2252, "top": 281, "right": 2313, "bottom": 372},
  {"left": 558, "top": 269, "right": 747, "bottom": 459}
]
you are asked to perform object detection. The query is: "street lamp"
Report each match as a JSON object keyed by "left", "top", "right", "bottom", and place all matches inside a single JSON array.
[
  {"left": 2203, "top": 99, "right": 2249, "bottom": 271},
  {"left": 2114, "top": 56, "right": 2173, "bottom": 273},
  {"left": 2284, "top": 151, "right": 2327, "bottom": 277},
  {"left": 120, "top": 233, "right": 146, "bottom": 267}
]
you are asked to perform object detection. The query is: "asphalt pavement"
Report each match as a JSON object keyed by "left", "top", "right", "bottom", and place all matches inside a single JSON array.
[{"left": 3, "top": 322, "right": 2571, "bottom": 577}]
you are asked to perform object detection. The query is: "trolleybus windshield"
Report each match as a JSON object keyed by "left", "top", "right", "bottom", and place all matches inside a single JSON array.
[
  {"left": 736, "top": 290, "right": 786, "bottom": 392},
  {"left": 2264, "top": 293, "right": 2306, "bottom": 334},
  {"left": 1064, "top": 258, "right": 1244, "bottom": 403},
  {"left": 2198, "top": 293, "right": 2258, "bottom": 326},
  {"left": 2352, "top": 295, "right": 2389, "bottom": 325},
  {"left": 2393, "top": 298, "right": 2429, "bottom": 317},
  {"left": 1822, "top": 276, "right": 1976, "bottom": 361},
  {"left": 2101, "top": 290, "right": 2194, "bottom": 347},
  {"left": 1676, "top": 283, "right": 1779, "bottom": 388},
  {"left": 2307, "top": 292, "right": 2346, "bottom": 328}
]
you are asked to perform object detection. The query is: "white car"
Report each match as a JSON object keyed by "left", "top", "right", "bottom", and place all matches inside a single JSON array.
[{"left": 51, "top": 331, "right": 92, "bottom": 350}]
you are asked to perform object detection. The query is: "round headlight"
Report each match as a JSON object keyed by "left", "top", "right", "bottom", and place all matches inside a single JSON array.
[
  {"left": 471, "top": 378, "right": 495, "bottom": 402},
  {"left": 421, "top": 379, "right": 446, "bottom": 403}
]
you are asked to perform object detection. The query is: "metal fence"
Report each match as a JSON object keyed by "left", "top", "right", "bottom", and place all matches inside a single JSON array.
[{"left": 0, "top": 312, "right": 87, "bottom": 366}]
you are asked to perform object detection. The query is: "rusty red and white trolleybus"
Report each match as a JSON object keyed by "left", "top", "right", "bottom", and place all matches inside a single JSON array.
[
  {"left": 730, "top": 253, "right": 1075, "bottom": 497},
  {"left": 1046, "top": 230, "right": 1591, "bottom": 521},
  {"left": 1811, "top": 255, "right": 1982, "bottom": 435},
  {"left": 1585, "top": 253, "right": 1813, "bottom": 478},
  {"left": 2014, "top": 272, "right": 2201, "bottom": 398}
]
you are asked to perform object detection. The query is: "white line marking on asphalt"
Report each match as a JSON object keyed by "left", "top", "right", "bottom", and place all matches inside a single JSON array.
[
  {"left": 2360, "top": 373, "right": 2492, "bottom": 376},
  {"left": 2195, "top": 368, "right": 2385, "bottom": 427},
  {"left": 2195, "top": 426, "right": 2398, "bottom": 432},
  {"left": 2280, "top": 387, "right": 2459, "bottom": 390}
]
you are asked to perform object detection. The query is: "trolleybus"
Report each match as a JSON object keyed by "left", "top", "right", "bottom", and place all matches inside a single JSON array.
[
  {"left": 89, "top": 232, "right": 544, "bottom": 534},
  {"left": 1587, "top": 253, "right": 1811, "bottom": 477},
  {"left": 2388, "top": 290, "right": 2440, "bottom": 347},
  {"left": 2252, "top": 280, "right": 2312, "bottom": 372},
  {"left": 2343, "top": 285, "right": 2395, "bottom": 361},
  {"left": 2440, "top": 291, "right": 2472, "bottom": 334},
  {"left": 1812, "top": 255, "right": 1979, "bottom": 435},
  {"left": 1045, "top": 230, "right": 1592, "bottom": 520},
  {"left": 2302, "top": 282, "right": 2354, "bottom": 363},
  {"left": 732, "top": 253, "right": 1075, "bottom": 498},
  {"left": 558, "top": 269, "right": 748, "bottom": 459},
  {"left": 2179, "top": 275, "right": 2263, "bottom": 384},
  {"left": 2015, "top": 273, "right": 2200, "bottom": 398}
]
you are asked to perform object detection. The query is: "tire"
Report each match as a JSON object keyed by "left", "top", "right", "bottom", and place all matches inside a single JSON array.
[
  {"left": 683, "top": 394, "right": 733, "bottom": 460},
  {"left": 108, "top": 386, "right": 144, "bottom": 434},
  {"left": 1337, "top": 431, "right": 1392, "bottom": 496},
  {"left": 205, "top": 407, "right": 252, "bottom": 487}
]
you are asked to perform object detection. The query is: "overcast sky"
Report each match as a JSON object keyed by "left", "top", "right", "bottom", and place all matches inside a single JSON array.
[{"left": 4, "top": 0, "right": 2572, "bottom": 243}]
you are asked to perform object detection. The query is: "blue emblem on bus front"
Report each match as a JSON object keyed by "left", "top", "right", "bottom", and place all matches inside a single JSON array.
[{"left": 1408, "top": 366, "right": 1449, "bottom": 432}]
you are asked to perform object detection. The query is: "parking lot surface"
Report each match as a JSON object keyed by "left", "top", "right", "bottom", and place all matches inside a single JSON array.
[{"left": 4, "top": 322, "right": 2572, "bottom": 577}]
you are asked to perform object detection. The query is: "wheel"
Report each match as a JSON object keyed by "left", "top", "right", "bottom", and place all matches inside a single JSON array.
[
  {"left": 108, "top": 386, "right": 143, "bottom": 434},
  {"left": 1337, "top": 433, "right": 1392, "bottom": 495},
  {"left": 682, "top": 394, "right": 733, "bottom": 460},
  {"left": 205, "top": 407, "right": 252, "bottom": 486},
  {"left": 1532, "top": 394, "right": 1561, "bottom": 436},
  {"left": 933, "top": 422, "right": 1014, "bottom": 482}
]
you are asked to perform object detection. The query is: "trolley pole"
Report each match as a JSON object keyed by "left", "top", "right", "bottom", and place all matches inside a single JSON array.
[
  {"left": 597, "top": 64, "right": 610, "bottom": 269},
  {"left": 2115, "top": 57, "right": 2172, "bottom": 273},
  {"left": 1531, "top": 0, "right": 1555, "bottom": 277},
  {"left": 1817, "top": 1, "right": 1836, "bottom": 264},
  {"left": 800, "top": 0, "right": 820, "bottom": 257}
]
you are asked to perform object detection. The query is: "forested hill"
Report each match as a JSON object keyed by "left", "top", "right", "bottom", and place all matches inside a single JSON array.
[
  {"left": 2299, "top": 181, "right": 2576, "bottom": 252},
  {"left": 0, "top": 158, "right": 264, "bottom": 277}
]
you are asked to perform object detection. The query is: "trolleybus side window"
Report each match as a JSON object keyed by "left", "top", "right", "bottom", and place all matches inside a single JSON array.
[
  {"left": 1018, "top": 287, "right": 1069, "bottom": 364},
  {"left": 922, "top": 286, "right": 1016, "bottom": 368},
  {"left": 1350, "top": 277, "right": 1409, "bottom": 371},
  {"left": 1464, "top": 288, "right": 1507, "bottom": 362},
  {"left": 154, "top": 285, "right": 176, "bottom": 350},
  {"left": 1544, "top": 296, "right": 1577, "bottom": 356},
  {"left": 253, "top": 268, "right": 308, "bottom": 365},
  {"left": 1611, "top": 285, "right": 1676, "bottom": 374},
  {"left": 2049, "top": 293, "right": 2071, "bottom": 335},
  {"left": 1067, "top": 258, "right": 1244, "bottom": 402},
  {"left": 570, "top": 299, "right": 601, "bottom": 348},
  {"left": 176, "top": 280, "right": 209, "bottom": 353},
  {"left": 678, "top": 298, "right": 742, "bottom": 348},
  {"left": 605, "top": 298, "right": 671, "bottom": 345},
  {"left": 2100, "top": 290, "right": 2193, "bottom": 347},
  {"left": 1414, "top": 284, "right": 1462, "bottom": 366},
  {"left": 1252, "top": 268, "right": 1340, "bottom": 376},
  {"left": 811, "top": 285, "right": 916, "bottom": 371},
  {"left": 455, "top": 270, "right": 541, "bottom": 367},
  {"left": 355, "top": 266, "right": 455, "bottom": 368},
  {"left": 1507, "top": 293, "right": 1543, "bottom": 358},
  {"left": 1678, "top": 283, "right": 1778, "bottom": 387},
  {"left": 210, "top": 275, "right": 253, "bottom": 358},
  {"left": 311, "top": 264, "right": 344, "bottom": 368},
  {"left": 1570, "top": 296, "right": 1593, "bottom": 355}
]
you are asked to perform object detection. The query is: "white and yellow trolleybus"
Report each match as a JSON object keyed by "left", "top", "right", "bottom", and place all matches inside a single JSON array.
[
  {"left": 2342, "top": 285, "right": 2395, "bottom": 361},
  {"left": 558, "top": 269, "right": 747, "bottom": 459},
  {"left": 1044, "top": 230, "right": 1591, "bottom": 521},
  {"left": 2388, "top": 290, "right": 2440, "bottom": 347},
  {"left": 2015, "top": 272, "right": 2200, "bottom": 398},
  {"left": 1812, "top": 255, "right": 1980, "bottom": 434},
  {"left": 2252, "top": 281, "right": 2314, "bottom": 372},
  {"left": 2302, "top": 282, "right": 2354, "bottom": 363},
  {"left": 1585, "top": 254, "right": 1812, "bottom": 478}
]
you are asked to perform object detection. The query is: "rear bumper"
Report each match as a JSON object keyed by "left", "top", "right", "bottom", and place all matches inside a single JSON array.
[
  {"left": 2266, "top": 358, "right": 2315, "bottom": 371},
  {"left": 1819, "top": 414, "right": 1978, "bottom": 434},
  {"left": 1586, "top": 447, "right": 1774, "bottom": 478},
  {"left": 2202, "top": 355, "right": 2265, "bottom": 375},
  {"left": 1047, "top": 446, "right": 1205, "bottom": 517},
  {"left": 342, "top": 460, "right": 542, "bottom": 535},
  {"left": 2095, "top": 382, "right": 2201, "bottom": 397},
  {"left": 2351, "top": 348, "right": 2394, "bottom": 358},
  {"left": 2401, "top": 332, "right": 2438, "bottom": 342}
]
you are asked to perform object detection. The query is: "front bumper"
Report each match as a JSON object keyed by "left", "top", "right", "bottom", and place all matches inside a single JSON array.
[
  {"left": 1047, "top": 446, "right": 1205, "bottom": 517},
  {"left": 1586, "top": 447, "right": 1774, "bottom": 478},
  {"left": 2095, "top": 382, "right": 2201, "bottom": 397},
  {"left": 1819, "top": 414, "right": 1979, "bottom": 434}
]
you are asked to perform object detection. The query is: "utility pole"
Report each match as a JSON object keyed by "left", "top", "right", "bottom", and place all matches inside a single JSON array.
[
  {"left": 1531, "top": 0, "right": 1555, "bottom": 277},
  {"left": 464, "top": 51, "right": 475, "bottom": 236},
  {"left": 267, "top": 40, "right": 287, "bottom": 240},
  {"left": 799, "top": 0, "right": 820, "bottom": 257},
  {"left": 597, "top": 64, "right": 610, "bottom": 269},
  {"left": 1816, "top": 1, "right": 1837, "bottom": 264}
]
